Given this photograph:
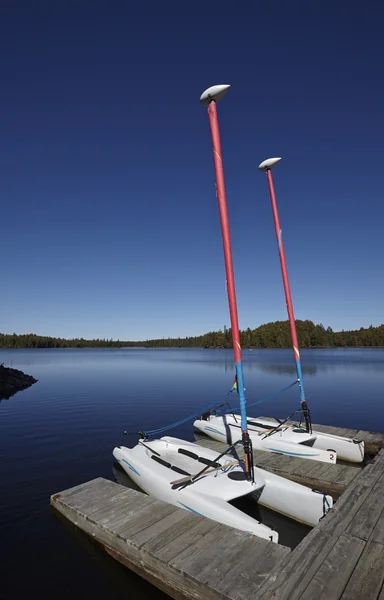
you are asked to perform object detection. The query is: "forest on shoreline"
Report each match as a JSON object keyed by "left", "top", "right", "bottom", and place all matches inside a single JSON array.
[{"left": 1, "top": 320, "right": 383, "bottom": 349}]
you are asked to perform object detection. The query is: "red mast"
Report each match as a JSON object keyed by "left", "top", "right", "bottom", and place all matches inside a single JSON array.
[
  {"left": 259, "top": 158, "right": 310, "bottom": 432},
  {"left": 201, "top": 85, "right": 253, "bottom": 479}
]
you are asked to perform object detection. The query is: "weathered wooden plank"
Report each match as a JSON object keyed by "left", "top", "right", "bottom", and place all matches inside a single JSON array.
[
  {"left": 340, "top": 540, "right": 384, "bottom": 600},
  {"left": 347, "top": 473, "right": 384, "bottom": 541},
  {"left": 289, "top": 456, "right": 325, "bottom": 477},
  {"left": 321, "top": 426, "right": 353, "bottom": 437},
  {"left": 220, "top": 542, "right": 291, "bottom": 600},
  {"left": 174, "top": 529, "right": 249, "bottom": 582},
  {"left": 200, "top": 537, "right": 288, "bottom": 599},
  {"left": 74, "top": 488, "right": 141, "bottom": 520},
  {"left": 169, "top": 529, "right": 289, "bottom": 600},
  {"left": 55, "top": 476, "right": 106, "bottom": 497},
  {"left": 299, "top": 533, "right": 365, "bottom": 600},
  {"left": 57, "top": 478, "right": 120, "bottom": 511},
  {"left": 117, "top": 502, "right": 180, "bottom": 539},
  {"left": 297, "top": 460, "right": 334, "bottom": 483},
  {"left": 328, "top": 464, "right": 361, "bottom": 490},
  {"left": 371, "top": 509, "right": 384, "bottom": 545},
  {"left": 169, "top": 523, "right": 233, "bottom": 570},
  {"left": 154, "top": 519, "right": 222, "bottom": 564},
  {"left": 143, "top": 512, "right": 200, "bottom": 554},
  {"left": 335, "top": 428, "right": 361, "bottom": 438},
  {"left": 53, "top": 477, "right": 116, "bottom": 504},
  {"left": 261, "top": 454, "right": 306, "bottom": 476},
  {"left": 256, "top": 453, "right": 292, "bottom": 472},
  {"left": 130, "top": 508, "right": 193, "bottom": 548},
  {"left": 276, "top": 456, "right": 308, "bottom": 475},
  {"left": 254, "top": 452, "right": 279, "bottom": 468},
  {"left": 97, "top": 494, "right": 157, "bottom": 529},
  {"left": 54, "top": 481, "right": 157, "bottom": 534}
]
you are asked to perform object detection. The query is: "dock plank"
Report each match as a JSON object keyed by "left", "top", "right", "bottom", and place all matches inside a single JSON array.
[
  {"left": 340, "top": 540, "right": 384, "bottom": 600},
  {"left": 327, "top": 464, "right": 361, "bottom": 489},
  {"left": 221, "top": 543, "right": 291, "bottom": 600},
  {"left": 347, "top": 473, "right": 384, "bottom": 541},
  {"left": 130, "top": 508, "right": 192, "bottom": 547},
  {"left": 154, "top": 519, "right": 222, "bottom": 564},
  {"left": 371, "top": 509, "right": 384, "bottom": 545},
  {"left": 299, "top": 533, "right": 365, "bottom": 600},
  {"left": 143, "top": 512, "right": 200, "bottom": 554},
  {"left": 116, "top": 502, "right": 180, "bottom": 538},
  {"left": 53, "top": 477, "right": 116, "bottom": 505},
  {"left": 76, "top": 488, "right": 143, "bottom": 520},
  {"left": 172, "top": 529, "right": 248, "bottom": 582},
  {"left": 98, "top": 494, "right": 157, "bottom": 529}
]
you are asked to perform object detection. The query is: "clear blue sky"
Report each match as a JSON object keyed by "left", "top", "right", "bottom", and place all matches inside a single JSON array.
[{"left": 1, "top": 3, "right": 383, "bottom": 340}]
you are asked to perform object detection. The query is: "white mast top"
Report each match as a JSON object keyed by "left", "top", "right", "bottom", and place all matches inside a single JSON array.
[
  {"left": 258, "top": 157, "right": 282, "bottom": 172},
  {"left": 200, "top": 84, "right": 231, "bottom": 106}
]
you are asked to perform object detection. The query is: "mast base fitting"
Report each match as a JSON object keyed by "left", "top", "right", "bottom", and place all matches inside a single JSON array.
[
  {"left": 242, "top": 431, "right": 255, "bottom": 482},
  {"left": 300, "top": 401, "right": 312, "bottom": 434}
]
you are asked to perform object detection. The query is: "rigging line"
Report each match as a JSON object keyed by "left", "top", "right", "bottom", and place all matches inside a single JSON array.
[
  {"left": 126, "top": 380, "right": 298, "bottom": 439},
  {"left": 221, "top": 380, "right": 298, "bottom": 415},
  {"left": 177, "top": 439, "right": 244, "bottom": 491}
]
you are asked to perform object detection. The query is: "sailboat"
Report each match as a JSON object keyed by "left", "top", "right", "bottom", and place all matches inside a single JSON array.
[
  {"left": 251, "top": 157, "right": 364, "bottom": 463},
  {"left": 193, "top": 413, "right": 337, "bottom": 463},
  {"left": 195, "top": 154, "right": 364, "bottom": 464},
  {"left": 113, "top": 84, "right": 333, "bottom": 543}
]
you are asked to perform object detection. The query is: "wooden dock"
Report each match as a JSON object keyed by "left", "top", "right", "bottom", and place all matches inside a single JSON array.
[
  {"left": 51, "top": 477, "right": 291, "bottom": 600},
  {"left": 260, "top": 449, "right": 384, "bottom": 600},
  {"left": 51, "top": 423, "right": 384, "bottom": 600}
]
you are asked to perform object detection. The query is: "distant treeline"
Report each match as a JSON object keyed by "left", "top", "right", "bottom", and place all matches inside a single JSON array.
[{"left": 1, "top": 320, "right": 384, "bottom": 349}]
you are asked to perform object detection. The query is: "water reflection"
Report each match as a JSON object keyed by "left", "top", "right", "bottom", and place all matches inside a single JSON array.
[
  {"left": 0, "top": 387, "right": 26, "bottom": 402},
  {"left": 258, "top": 364, "right": 318, "bottom": 377},
  {"left": 112, "top": 462, "right": 143, "bottom": 493}
]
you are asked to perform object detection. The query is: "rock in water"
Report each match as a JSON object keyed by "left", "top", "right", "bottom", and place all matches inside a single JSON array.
[{"left": 0, "top": 365, "right": 38, "bottom": 400}]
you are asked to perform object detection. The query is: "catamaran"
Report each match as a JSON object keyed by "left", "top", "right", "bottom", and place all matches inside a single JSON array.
[
  {"left": 193, "top": 413, "right": 337, "bottom": 463},
  {"left": 194, "top": 150, "right": 364, "bottom": 464},
  {"left": 113, "top": 84, "right": 333, "bottom": 543}
]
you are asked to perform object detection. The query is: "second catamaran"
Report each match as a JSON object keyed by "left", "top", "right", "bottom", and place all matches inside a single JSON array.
[{"left": 195, "top": 151, "right": 364, "bottom": 464}]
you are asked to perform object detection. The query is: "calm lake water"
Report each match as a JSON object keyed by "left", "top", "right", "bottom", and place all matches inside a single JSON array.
[{"left": 1, "top": 347, "right": 384, "bottom": 599}]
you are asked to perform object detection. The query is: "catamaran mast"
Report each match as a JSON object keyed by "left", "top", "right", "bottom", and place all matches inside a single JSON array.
[
  {"left": 201, "top": 85, "right": 254, "bottom": 480},
  {"left": 258, "top": 158, "right": 311, "bottom": 433}
]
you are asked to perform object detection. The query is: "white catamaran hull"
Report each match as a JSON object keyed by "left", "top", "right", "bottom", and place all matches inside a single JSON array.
[
  {"left": 310, "top": 429, "right": 364, "bottom": 463},
  {"left": 113, "top": 436, "right": 332, "bottom": 542},
  {"left": 250, "top": 417, "right": 365, "bottom": 463},
  {"left": 193, "top": 415, "right": 337, "bottom": 464}
]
